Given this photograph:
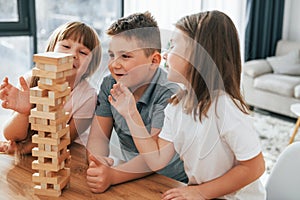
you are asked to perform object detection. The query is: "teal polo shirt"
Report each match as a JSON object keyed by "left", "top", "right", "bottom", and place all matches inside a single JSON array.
[{"left": 96, "top": 67, "right": 187, "bottom": 183}]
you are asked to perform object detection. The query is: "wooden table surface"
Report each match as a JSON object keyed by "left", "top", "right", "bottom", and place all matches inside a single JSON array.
[{"left": 0, "top": 143, "right": 185, "bottom": 200}]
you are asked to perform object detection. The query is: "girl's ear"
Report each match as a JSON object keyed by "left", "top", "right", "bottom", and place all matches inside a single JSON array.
[{"left": 151, "top": 52, "right": 161, "bottom": 65}]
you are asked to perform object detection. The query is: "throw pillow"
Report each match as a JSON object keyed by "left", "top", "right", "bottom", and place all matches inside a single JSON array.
[{"left": 266, "top": 50, "right": 300, "bottom": 75}]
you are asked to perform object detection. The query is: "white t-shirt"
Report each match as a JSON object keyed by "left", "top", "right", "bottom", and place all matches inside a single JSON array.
[{"left": 159, "top": 93, "right": 266, "bottom": 200}]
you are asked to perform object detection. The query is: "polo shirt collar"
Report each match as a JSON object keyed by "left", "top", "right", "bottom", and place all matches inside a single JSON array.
[{"left": 137, "top": 67, "right": 161, "bottom": 105}]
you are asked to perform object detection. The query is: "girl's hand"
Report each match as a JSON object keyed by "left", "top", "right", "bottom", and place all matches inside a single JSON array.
[
  {"left": 162, "top": 186, "right": 207, "bottom": 200},
  {"left": 0, "top": 76, "right": 31, "bottom": 115},
  {"left": 0, "top": 140, "right": 16, "bottom": 154},
  {"left": 108, "top": 83, "right": 136, "bottom": 117}
]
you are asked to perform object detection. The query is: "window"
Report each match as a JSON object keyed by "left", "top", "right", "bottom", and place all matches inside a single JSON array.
[
  {"left": 0, "top": 0, "right": 36, "bottom": 85},
  {"left": 0, "top": 0, "right": 122, "bottom": 86},
  {"left": 35, "top": 0, "right": 122, "bottom": 52}
]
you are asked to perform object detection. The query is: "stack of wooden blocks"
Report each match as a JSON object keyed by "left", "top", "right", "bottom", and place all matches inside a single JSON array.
[{"left": 29, "top": 52, "right": 73, "bottom": 197}]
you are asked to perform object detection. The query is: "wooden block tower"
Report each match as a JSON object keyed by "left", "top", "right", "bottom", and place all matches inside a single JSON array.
[{"left": 29, "top": 52, "right": 73, "bottom": 197}]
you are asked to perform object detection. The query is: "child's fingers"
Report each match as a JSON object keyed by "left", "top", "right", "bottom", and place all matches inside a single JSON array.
[
  {"left": 0, "top": 88, "right": 7, "bottom": 100},
  {"left": 108, "top": 95, "right": 114, "bottom": 104},
  {"left": 0, "top": 77, "right": 9, "bottom": 89},
  {"left": 89, "top": 155, "right": 114, "bottom": 167},
  {"left": 119, "top": 83, "right": 130, "bottom": 95},
  {"left": 1, "top": 100, "right": 9, "bottom": 109},
  {"left": 19, "top": 76, "right": 29, "bottom": 91}
]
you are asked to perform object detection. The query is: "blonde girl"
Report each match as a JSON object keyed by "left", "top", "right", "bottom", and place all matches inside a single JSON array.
[{"left": 0, "top": 21, "right": 101, "bottom": 154}]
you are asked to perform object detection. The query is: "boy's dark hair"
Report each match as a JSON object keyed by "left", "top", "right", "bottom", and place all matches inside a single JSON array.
[{"left": 106, "top": 11, "right": 161, "bottom": 56}]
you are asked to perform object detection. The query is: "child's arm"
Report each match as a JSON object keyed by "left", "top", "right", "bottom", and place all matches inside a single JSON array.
[
  {"left": 0, "top": 77, "right": 31, "bottom": 141},
  {"left": 108, "top": 83, "right": 175, "bottom": 171},
  {"left": 162, "top": 153, "right": 265, "bottom": 200},
  {"left": 87, "top": 154, "right": 153, "bottom": 193},
  {"left": 86, "top": 115, "right": 114, "bottom": 159},
  {"left": 68, "top": 117, "right": 92, "bottom": 142}
]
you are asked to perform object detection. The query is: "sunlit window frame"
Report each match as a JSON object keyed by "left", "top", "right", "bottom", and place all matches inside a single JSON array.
[{"left": 0, "top": 0, "right": 37, "bottom": 53}]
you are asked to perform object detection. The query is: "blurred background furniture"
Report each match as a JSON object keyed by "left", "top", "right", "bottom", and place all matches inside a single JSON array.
[
  {"left": 242, "top": 40, "right": 300, "bottom": 118},
  {"left": 265, "top": 142, "right": 300, "bottom": 200},
  {"left": 289, "top": 104, "right": 300, "bottom": 143}
]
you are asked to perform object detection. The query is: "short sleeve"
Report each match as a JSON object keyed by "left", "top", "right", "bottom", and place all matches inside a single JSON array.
[
  {"left": 151, "top": 88, "right": 174, "bottom": 129},
  {"left": 95, "top": 75, "right": 115, "bottom": 117},
  {"left": 159, "top": 104, "right": 176, "bottom": 142},
  {"left": 217, "top": 95, "right": 262, "bottom": 161}
]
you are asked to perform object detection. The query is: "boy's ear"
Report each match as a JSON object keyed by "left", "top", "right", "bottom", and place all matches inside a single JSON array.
[{"left": 151, "top": 52, "right": 161, "bottom": 65}]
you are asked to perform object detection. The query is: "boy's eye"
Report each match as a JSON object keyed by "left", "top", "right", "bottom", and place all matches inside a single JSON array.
[
  {"left": 109, "top": 53, "right": 114, "bottom": 58},
  {"left": 122, "top": 54, "right": 130, "bottom": 58}
]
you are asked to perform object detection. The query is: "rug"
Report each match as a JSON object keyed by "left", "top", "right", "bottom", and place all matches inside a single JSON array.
[{"left": 251, "top": 110, "right": 299, "bottom": 174}]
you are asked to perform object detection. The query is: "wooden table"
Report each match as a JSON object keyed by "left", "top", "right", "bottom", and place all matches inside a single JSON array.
[{"left": 0, "top": 143, "right": 185, "bottom": 199}]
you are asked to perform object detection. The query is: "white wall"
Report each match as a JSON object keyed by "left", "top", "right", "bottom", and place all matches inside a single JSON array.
[{"left": 283, "top": 0, "right": 300, "bottom": 41}]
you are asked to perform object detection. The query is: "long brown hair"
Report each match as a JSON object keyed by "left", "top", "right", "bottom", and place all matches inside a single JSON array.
[{"left": 170, "top": 10, "right": 248, "bottom": 121}]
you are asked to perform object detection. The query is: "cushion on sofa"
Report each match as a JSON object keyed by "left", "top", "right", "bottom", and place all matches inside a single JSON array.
[
  {"left": 243, "top": 59, "right": 273, "bottom": 78},
  {"left": 266, "top": 50, "right": 300, "bottom": 75},
  {"left": 254, "top": 74, "right": 300, "bottom": 97}
]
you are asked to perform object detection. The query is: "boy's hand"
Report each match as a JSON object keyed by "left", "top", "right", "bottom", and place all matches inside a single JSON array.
[
  {"left": 0, "top": 77, "right": 31, "bottom": 115},
  {"left": 108, "top": 83, "right": 136, "bottom": 117},
  {"left": 86, "top": 154, "right": 114, "bottom": 193}
]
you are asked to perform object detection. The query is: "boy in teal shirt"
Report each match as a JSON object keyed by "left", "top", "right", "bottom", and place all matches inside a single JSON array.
[{"left": 86, "top": 11, "right": 187, "bottom": 193}]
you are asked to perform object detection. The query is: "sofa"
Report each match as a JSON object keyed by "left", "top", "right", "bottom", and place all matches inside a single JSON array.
[{"left": 242, "top": 40, "right": 300, "bottom": 118}]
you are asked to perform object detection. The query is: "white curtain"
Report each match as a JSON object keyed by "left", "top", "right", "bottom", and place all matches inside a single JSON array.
[{"left": 124, "top": 0, "right": 246, "bottom": 61}]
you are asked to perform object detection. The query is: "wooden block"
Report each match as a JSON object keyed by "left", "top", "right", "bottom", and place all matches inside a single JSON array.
[
  {"left": 35, "top": 62, "right": 73, "bottom": 72},
  {"left": 33, "top": 137, "right": 70, "bottom": 153},
  {"left": 32, "top": 147, "right": 59, "bottom": 158},
  {"left": 36, "top": 104, "right": 62, "bottom": 112},
  {"left": 32, "top": 160, "right": 62, "bottom": 171},
  {"left": 33, "top": 185, "right": 61, "bottom": 197},
  {"left": 49, "top": 113, "right": 69, "bottom": 126},
  {"left": 30, "top": 96, "right": 63, "bottom": 106},
  {"left": 39, "top": 77, "right": 66, "bottom": 86},
  {"left": 50, "top": 126, "right": 69, "bottom": 139},
  {"left": 30, "top": 86, "right": 48, "bottom": 97},
  {"left": 38, "top": 143, "right": 45, "bottom": 151},
  {"left": 38, "top": 131, "right": 47, "bottom": 137},
  {"left": 56, "top": 138, "right": 70, "bottom": 151},
  {"left": 32, "top": 168, "right": 70, "bottom": 185},
  {"left": 31, "top": 123, "right": 63, "bottom": 133},
  {"left": 38, "top": 81, "right": 69, "bottom": 92},
  {"left": 32, "top": 67, "right": 64, "bottom": 79},
  {"left": 63, "top": 69, "right": 74, "bottom": 77},
  {"left": 39, "top": 170, "right": 46, "bottom": 177},
  {"left": 33, "top": 52, "right": 73, "bottom": 66},
  {"left": 48, "top": 87, "right": 71, "bottom": 99},
  {"left": 57, "top": 149, "right": 70, "bottom": 164},
  {"left": 53, "top": 172, "right": 70, "bottom": 191},
  {"left": 32, "top": 134, "right": 61, "bottom": 145},
  {"left": 45, "top": 144, "right": 51, "bottom": 152},
  {"left": 30, "top": 108, "right": 65, "bottom": 120}
]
